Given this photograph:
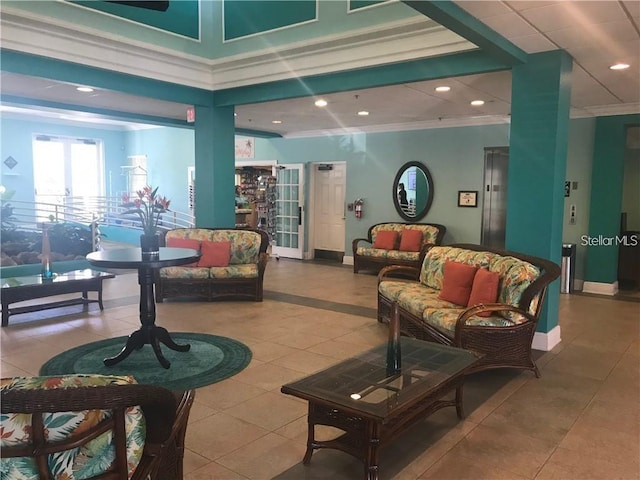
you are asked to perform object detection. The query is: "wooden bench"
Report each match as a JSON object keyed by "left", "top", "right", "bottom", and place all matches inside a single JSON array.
[{"left": 1, "top": 269, "right": 115, "bottom": 326}]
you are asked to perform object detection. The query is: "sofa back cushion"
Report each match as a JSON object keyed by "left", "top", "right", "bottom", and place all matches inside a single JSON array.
[
  {"left": 198, "top": 241, "right": 231, "bottom": 267},
  {"left": 371, "top": 223, "right": 441, "bottom": 250},
  {"left": 421, "top": 246, "right": 541, "bottom": 320},
  {"left": 165, "top": 229, "right": 262, "bottom": 264},
  {"left": 438, "top": 261, "right": 478, "bottom": 306},
  {"left": 373, "top": 230, "right": 398, "bottom": 249}
]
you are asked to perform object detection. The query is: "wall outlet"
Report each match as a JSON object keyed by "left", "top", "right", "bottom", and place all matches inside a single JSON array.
[{"left": 570, "top": 204, "right": 576, "bottom": 225}]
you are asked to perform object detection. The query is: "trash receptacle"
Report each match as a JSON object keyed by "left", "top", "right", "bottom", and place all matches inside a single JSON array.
[{"left": 561, "top": 243, "right": 576, "bottom": 293}]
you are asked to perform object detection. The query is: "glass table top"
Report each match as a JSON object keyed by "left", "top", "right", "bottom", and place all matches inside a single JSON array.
[
  {"left": 281, "top": 338, "right": 481, "bottom": 420},
  {"left": 1, "top": 269, "right": 114, "bottom": 288}
]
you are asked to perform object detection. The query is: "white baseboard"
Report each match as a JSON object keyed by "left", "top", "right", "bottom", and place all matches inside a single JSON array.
[
  {"left": 343, "top": 255, "right": 354, "bottom": 266},
  {"left": 573, "top": 278, "right": 584, "bottom": 291},
  {"left": 532, "top": 326, "right": 562, "bottom": 352},
  {"left": 582, "top": 281, "right": 618, "bottom": 296}
]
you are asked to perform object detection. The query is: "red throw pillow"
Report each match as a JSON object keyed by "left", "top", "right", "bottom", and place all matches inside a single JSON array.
[
  {"left": 399, "top": 229, "right": 423, "bottom": 252},
  {"left": 166, "top": 237, "right": 200, "bottom": 266},
  {"left": 467, "top": 268, "right": 500, "bottom": 317},
  {"left": 438, "top": 261, "right": 479, "bottom": 306},
  {"left": 372, "top": 230, "right": 398, "bottom": 250},
  {"left": 197, "top": 241, "right": 231, "bottom": 267}
]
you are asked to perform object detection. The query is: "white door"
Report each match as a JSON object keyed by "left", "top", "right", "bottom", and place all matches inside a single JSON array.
[
  {"left": 33, "top": 135, "right": 103, "bottom": 221},
  {"left": 272, "top": 164, "right": 304, "bottom": 259},
  {"left": 313, "top": 162, "right": 346, "bottom": 253}
]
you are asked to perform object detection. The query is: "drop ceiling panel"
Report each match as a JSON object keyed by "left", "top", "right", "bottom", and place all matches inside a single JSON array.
[
  {"left": 517, "top": 2, "right": 628, "bottom": 32},
  {"left": 453, "top": 1, "right": 513, "bottom": 19},
  {"left": 569, "top": 67, "right": 623, "bottom": 107},
  {"left": 507, "top": 33, "right": 558, "bottom": 53},
  {"left": 476, "top": 13, "right": 539, "bottom": 38}
]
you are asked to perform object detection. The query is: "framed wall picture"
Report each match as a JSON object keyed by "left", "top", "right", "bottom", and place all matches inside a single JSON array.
[{"left": 458, "top": 190, "right": 478, "bottom": 207}]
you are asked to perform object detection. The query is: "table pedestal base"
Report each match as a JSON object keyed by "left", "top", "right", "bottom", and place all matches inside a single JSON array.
[{"left": 104, "top": 325, "right": 190, "bottom": 369}]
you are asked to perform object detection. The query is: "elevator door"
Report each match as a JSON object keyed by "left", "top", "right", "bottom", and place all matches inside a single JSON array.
[{"left": 481, "top": 147, "right": 509, "bottom": 249}]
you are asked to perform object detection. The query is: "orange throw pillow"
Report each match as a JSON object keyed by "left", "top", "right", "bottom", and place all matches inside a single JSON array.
[
  {"left": 399, "top": 229, "right": 423, "bottom": 252},
  {"left": 372, "top": 230, "right": 398, "bottom": 250},
  {"left": 197, "top": 241, "right": 231, "bottom": 267},
  {"left": 166, "top": 237, "right": 200, "bottom": 266},
  {"left": 467, "top": 268, "right": 500, "bottom": 317},
  {"left": 438, "top": 261, "right": 479, "bottom": 306}
]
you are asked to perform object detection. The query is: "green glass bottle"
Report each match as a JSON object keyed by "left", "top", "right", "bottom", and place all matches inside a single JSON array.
[{"left": 41, "top": 226, "right": 54, "bottom": 279}]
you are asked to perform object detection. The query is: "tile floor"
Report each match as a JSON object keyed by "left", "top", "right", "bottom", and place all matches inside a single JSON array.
[{"left": 1, "top": 258, "right": 638, "bottom": 479}]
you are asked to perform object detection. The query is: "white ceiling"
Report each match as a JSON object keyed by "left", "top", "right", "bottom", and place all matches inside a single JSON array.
[{"left": 1, "top": 1, "right": 638, "bottom": 137}]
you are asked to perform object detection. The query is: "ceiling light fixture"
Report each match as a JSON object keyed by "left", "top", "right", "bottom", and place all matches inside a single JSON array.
[
  {"left": 435, "top": 86, "right": 451, "bottom": 92},
  {"left": 470, "top": 100, "right": 485, "bottom": 106},
  {"left": 314, "top": 99, "right": 328, "bottom": 107},
  {"left": 357, "top": 111, "right": 369, "bottom": 116},
  {"left": 76, "top": 86, "right": 94, "bottom": 93},
  {"left": 271, "top": 120, "right": 282, "bottom": 124},
  {"left": 609, "top": 63, "right": 630, "bottom": 70}
]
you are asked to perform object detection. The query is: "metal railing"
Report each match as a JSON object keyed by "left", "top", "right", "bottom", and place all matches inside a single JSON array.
[{"left": 2, "top": 197, "right": 195, "bottom": 250}]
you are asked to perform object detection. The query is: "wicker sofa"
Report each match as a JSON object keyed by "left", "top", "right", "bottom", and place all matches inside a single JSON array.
[
  {"left": 352, "top": 222, "right": 446, "bottom": 274},
  {"left": 155, "top": 228, "right": 269, "bottom": 302},
  {"left": 377, "top": 244, "right": 560, "bottom": 377}
]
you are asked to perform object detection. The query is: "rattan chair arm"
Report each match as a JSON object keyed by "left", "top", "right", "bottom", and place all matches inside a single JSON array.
[
  {"left": 352, "top": 237, "right": 372, "bottom": 251},
  {"left": 377, "top": 265, "right": 420, "bottom": 283},
  {"left": 453, "top": 304, "right": 536, "bottom": 344}
]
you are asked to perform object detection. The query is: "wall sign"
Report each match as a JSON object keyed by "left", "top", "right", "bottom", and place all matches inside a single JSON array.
[{"left": 235, "top": 138, "right": 255, "bottom": 158}]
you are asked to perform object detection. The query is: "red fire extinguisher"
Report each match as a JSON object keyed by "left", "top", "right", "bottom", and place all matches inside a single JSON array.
[{"left": 354, "top": 198, "right": 364, "bottom": 219}]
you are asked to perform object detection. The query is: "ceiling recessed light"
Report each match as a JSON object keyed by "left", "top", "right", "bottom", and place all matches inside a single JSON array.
[
  {"left": 470, "top": 100, "right": 485, "bottom": 106},
  {"left": 357, "top": 111, "right": 369, "bottom": 116},
  {"left": 609, "top": 63, "right": 630, "bottom": 70},
  {"left": 314, "top": 99, "right": 328, "bottom": 107},
  {"left": 435, "top": 86, "right": 451, "bottom": 92},
  {"left": 76, "top": 86, "right": 94, "bottom": 93},
  {"left": 271, "top": 120, "right": 282, "bottom": 124}
]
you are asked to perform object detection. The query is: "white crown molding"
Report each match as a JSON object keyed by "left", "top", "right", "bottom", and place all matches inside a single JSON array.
[
  {"left": 0, "top": 7, "right": 474, "bottom": 92},
  {"left": 571, "top": 103, "right": 640, "bottom": 118}
]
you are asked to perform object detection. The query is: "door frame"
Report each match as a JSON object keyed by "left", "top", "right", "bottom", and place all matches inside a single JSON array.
[{"left": 308, "top": 161, "right": 347, "bottom": 261}]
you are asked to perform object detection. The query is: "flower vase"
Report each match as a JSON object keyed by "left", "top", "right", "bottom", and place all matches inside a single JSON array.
[
  {"left": 140, "top": 234, "right": 160, "bottom": 255},
  {"left": 386, "top": 303, "right": 402, "bottom": 376},
  {"left": 41, "top": 225, "right": 54, "bottom": 280}
]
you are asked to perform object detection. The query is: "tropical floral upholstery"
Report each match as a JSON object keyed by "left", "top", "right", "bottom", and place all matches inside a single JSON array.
[
  {"left": 355, "top": 247, "right": 421, "bottom": 262},
  {"left": 0, "top": 374, "right": 145, "bottom": 480},
  {"left": 370, "top": 223, "right": 441, "bottom": 246},
  {"left": 156, "top": 228, "right": 269, "bottom": 302},
  {"left": 161, "top": 229, "right": 264, "bottom": 279}
]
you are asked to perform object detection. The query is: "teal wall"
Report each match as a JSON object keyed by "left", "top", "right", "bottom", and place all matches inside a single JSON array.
[
  {"left": 585, "top": 114, "right": 640, "bottom": 284},
  {"left": 0, "top": 117, "right": 127, "bottom": 204},
  {"left": 124, "top": 127, "right": 195, "bottom": 214},
  {"left": 253, "top": 124, "right": 510, "bottom": 248},
  {"left": 621, "top": 127, "right": 640, "bottom": 231}
]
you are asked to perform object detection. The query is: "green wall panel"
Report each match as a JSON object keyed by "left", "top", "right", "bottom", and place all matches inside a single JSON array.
[
  {"left": 70, "top": 0, "right": 200, "bottom": 39},
  {"left": 349, "top": 1, "right": 389, "bottom": 11},
  {"left": 223, "top": 0, "right": 317, "bottom": 41},
  {"left": 585, "top": 114, "right": 640, "bottom": 284}
]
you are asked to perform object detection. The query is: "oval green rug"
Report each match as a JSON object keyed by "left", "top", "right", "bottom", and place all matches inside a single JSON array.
[{"left": 40, "top": 333, "right": 252, "bottom": 391}]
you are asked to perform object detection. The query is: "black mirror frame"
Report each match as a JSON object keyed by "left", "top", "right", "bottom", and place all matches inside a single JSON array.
[{"left": 392, "top": 161, "right": 434, "bottom": 222}]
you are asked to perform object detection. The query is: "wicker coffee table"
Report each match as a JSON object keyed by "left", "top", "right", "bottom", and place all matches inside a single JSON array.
[{"left": 281, "top": 339, "right": 481, "bottom": 480}]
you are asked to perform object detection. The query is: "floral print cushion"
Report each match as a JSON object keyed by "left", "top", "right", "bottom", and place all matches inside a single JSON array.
[
  {"left": 420, "top": 246, "right": 495, "bottom": 289},
  {"left": 379, "top": 280, "right": 435, "bottom": 303},
  {"left": 370, "top": 224, "right": 440, "bottom": 248},
  {"left": 165, "top": 229, "right": 262, "bottom": 265},
  {"left": 209, "top": 264, "right": 259, "bottom": 279},
  {"left": 396, "top": 287, "right": 459, "bottom": 318},
  {"left": 356, "top": 247, "right": 420, "bottom": 262},
  {"left": 422, "top": 308, "right": 517, "bottom": 335},
  {"left": 489, "top": 255, "right": 540, "bottom": 321},
  {"left": 1, "top": 374, "right": 145, "bottom": 480},
  {"left": 159, "top": 266, "right": 210, "bottom": 279}
]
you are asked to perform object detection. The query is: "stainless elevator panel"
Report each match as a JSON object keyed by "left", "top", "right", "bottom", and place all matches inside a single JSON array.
[{"left": 481, "top": 147, "right": 509, "bottom": 249}]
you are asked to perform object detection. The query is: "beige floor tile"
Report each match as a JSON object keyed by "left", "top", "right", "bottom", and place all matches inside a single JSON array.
[
  {"left": 185, "top": 460, "right": 249, "bottom": 479},
  {"left": 270, "top": 349, "right": 340, "bottom": 374},
  {"left": 241, "top": 339, "right": 300, "bottom": 363},
  {"left": 306, "top": 339, "right": 375, "bottom": 359},
  {"left": 232, "top": 362, "right": 306, "bottom": 391},
  {"left": 216, "top": 432, "right": 307, "bottom": 480},
  {"left": 542, "top": 343, "right": 622, "bottom": 380},
  {"left": 224, "top": 391, "right": 307, "bottom": 431},
  {"left": 185, "top": 412, "right": 269, "bottom": 461},
  {"left": 195, "top": 378, "right": 269, "bottom": 411},
  {"left": 535, "top": 446, "right": 640, "bottom": 480},
  {"left": 444, "top": 423, "right": 556, "bottom": 478},
  {"left": 419, "top": 450, "right": 530, "bottom": 480}
]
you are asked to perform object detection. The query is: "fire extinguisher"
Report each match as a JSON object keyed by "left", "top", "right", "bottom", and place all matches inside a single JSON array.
[{"left": 354, "top": 198, "right": 364, "bottom": 219}]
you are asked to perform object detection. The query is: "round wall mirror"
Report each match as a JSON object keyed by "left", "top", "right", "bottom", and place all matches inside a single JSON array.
[{"left": 393, "top": 161, "right": 434, "bottom": 221}]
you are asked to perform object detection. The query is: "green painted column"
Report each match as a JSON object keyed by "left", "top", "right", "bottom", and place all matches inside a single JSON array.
[
  {"left": 194, "top": 105, "right": 236, "bottom": 227},
  {"left": 507, "top": 50, "right": 572, "bottom": 334},
  {"left": 585, "top": 115, "right": 640, "bottom": 284}
]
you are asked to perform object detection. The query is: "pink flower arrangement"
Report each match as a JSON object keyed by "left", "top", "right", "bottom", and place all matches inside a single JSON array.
[{"left": 121, "top": 186, "right": 171, "bottom": 235}]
